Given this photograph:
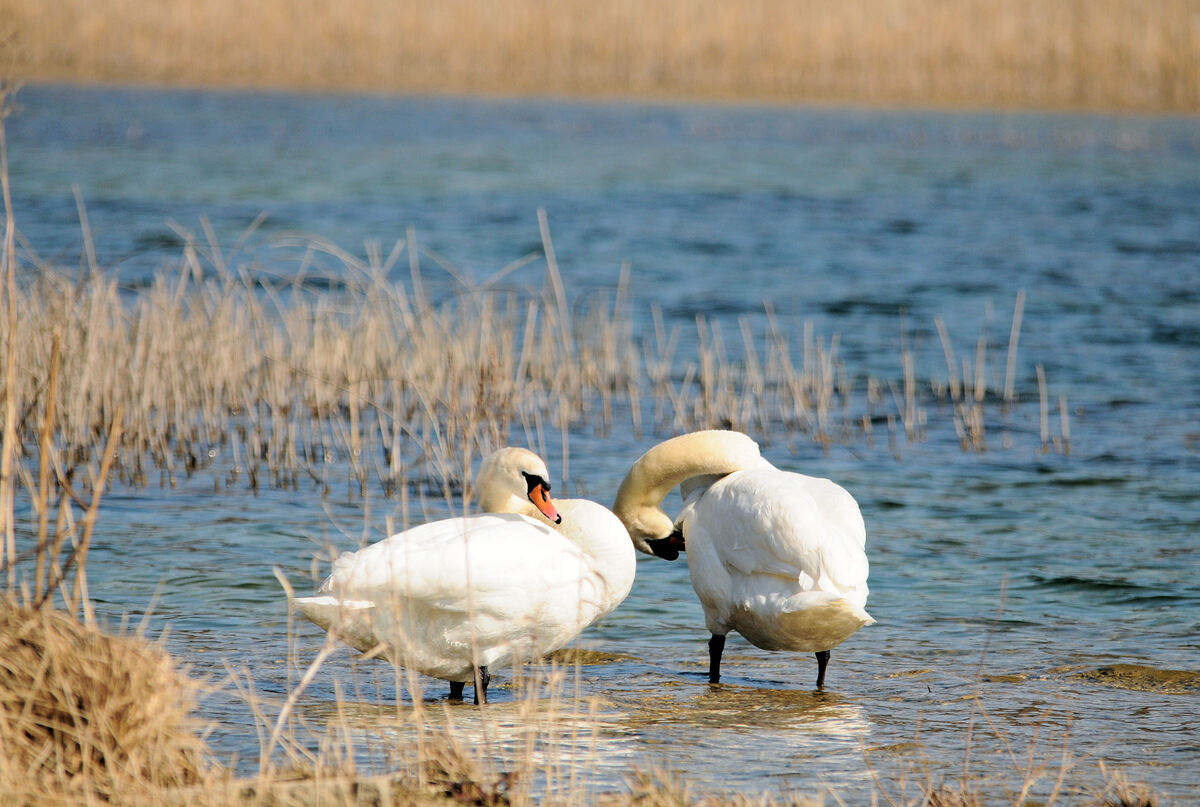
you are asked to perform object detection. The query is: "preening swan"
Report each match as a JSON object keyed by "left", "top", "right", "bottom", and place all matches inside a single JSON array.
[
  {"left": 294, "top": 447, "right": 636, "bottom": 704},
  {"left": 613, "top": 430, "right": 872, "bottom": 689}
]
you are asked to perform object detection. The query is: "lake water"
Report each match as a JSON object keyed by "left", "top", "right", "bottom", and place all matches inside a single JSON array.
[{"left": 7, "top": 84, "right": 1200, "bottom": 802}]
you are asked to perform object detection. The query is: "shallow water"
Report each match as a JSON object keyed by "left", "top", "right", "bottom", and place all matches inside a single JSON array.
[{"left": 7, "top": 85, "right": 1200, "bottom": 802}]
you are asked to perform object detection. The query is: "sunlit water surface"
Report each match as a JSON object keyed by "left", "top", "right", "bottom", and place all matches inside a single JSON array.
[{"left": 8, "top": 85, "right": 1200, "bottom": 802}]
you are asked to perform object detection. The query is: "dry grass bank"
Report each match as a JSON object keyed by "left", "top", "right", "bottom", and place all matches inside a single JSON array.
[
  {"left": 0, "top": 604, "right": 209, "bottom": 802},
  {"left": 0, "top": 603, "right": 1169, "bottom": 806},
  {"left": 2, "top": 0, "right": 1199, "bottom": 111},
  {"left": 0, "top": 597, "right": 1169, "bottom": 807}
]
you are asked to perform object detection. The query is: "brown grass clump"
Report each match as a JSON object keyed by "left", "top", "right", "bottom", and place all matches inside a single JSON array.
[
  {"left": 1078, "top": 764, "right": 1163, "bottom": 807},
  {"left": 0, "top": 603, "right": 210, "bottom": 802},
  {"left": 922, "top": 784, "right": 984, "bottom": 807},
  {"left": 1070, "top": 663, "right": 1200, "bottom": 694},
  {"left": 421, "top": 737, "right": 519, "bottom": 807}
]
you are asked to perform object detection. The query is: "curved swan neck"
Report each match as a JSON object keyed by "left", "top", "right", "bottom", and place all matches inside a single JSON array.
[
  {"left": 480, "top": 489, "right": 543, "bottom": 521},
  {"left": 613, "top": 430, "right": 763, "bottom": 549}
]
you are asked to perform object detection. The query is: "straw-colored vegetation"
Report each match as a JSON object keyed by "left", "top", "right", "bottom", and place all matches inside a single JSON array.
[
  {"left": 0, "top": 178, "right": 1070, "bottom": 514},
  {"left": 0, "top": 605, "right": 208, "bottom": 801},
  {"left": 2, "top": 0, "right": 1199, "bottom": 111},
  {"left": 0, "top": 214, "right": 1068, "bottom": 504}
]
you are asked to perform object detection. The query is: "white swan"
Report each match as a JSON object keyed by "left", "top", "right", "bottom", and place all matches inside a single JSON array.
[
  {"left": 613, "top": 430, "right": 872, "bottom": 689},
  {"left": 295, "top": 447, "right": 635, "bottom": 704}
]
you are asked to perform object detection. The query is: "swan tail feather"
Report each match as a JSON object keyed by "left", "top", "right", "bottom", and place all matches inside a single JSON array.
[{"left": 293, "top": 595, "right": 383, "bottom": 654}]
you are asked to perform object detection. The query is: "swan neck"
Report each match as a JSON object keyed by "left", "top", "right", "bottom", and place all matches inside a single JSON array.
[{"left": 613, "top": 430, "right": 762, "bottom": 546}]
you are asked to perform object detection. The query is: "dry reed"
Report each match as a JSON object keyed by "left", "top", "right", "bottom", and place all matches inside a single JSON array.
[
  {"left": 0, "top": 203, "right": 1072, "bottom": 526},
  {"left": 0, "top": 604, "right": 209, "bottom": 802},
  {"left": 1086, "top": 765, "right": 1161, "bottom": 807},
  {"left": 2, "top": 0, "right": 1199, "bottom": 111}
]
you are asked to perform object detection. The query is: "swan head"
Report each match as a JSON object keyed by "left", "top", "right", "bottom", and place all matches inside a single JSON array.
[
  {"left": 476, "top": 447, "right": 562, "bottom": 525},
  {"left": 614, "top": 500, "right": 678, "bottom": 557},
  {"left": 613, "top": 430, "right": 763, "bottom": 557}
]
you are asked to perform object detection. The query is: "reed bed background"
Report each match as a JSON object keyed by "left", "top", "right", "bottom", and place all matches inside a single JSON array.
[
  {"left": 3, "top": 0, "right": 1199, "bottom": 111},
  {"left": 0, "top": 205, "right": 1067, "bottom": 518}
]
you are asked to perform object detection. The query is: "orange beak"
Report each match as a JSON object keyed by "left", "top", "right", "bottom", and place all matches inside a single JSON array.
[{"left": 528, "top": 484, "right": 561, "bottom": 524}]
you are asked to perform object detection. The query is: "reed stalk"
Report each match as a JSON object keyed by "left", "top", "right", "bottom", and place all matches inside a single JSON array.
[
  {"left": 1037, "top": 363, "right": 1050, "bottom": 452},
  {"left": 1004, "top": 291, "right": 1026, "bottom": 405},
  {"left": 1059, "top": 395, "right": 1071, "bottom": 456},
  {"left": 32, "top": 335, "right": 60, "bottom": 601},
  {"left": 66, "top": 408, "right": 122, "bottom": 625},
  {"left": 0, "top": 82, "right": 17, "bottom": 592}
]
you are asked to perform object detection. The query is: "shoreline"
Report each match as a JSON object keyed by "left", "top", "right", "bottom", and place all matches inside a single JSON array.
[
  {"left": 4, "top": 0, "right": 1199, "bottom": 115},
  {"left": 15, "top": 76, "right": 1200, "bottom": 122}
]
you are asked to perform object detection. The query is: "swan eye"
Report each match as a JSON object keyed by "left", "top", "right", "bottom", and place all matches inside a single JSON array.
[
  {"left": 522, "top": 471, "right": 561, "bottom": 524},
  {"left": 522, "top": 471, "right": 550, "bottom": 494}
]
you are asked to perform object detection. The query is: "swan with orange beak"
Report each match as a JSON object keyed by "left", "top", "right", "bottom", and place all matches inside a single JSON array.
[{"left": 294, "top": 447, "right": 635, "bottom": 704}]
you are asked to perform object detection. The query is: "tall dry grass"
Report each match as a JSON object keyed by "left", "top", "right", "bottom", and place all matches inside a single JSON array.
[
  {"left": 0, "top": 195, "right": 1072, "bottom": 527},
  {"left": 2, "top": 0, "right": 1199, "bottom": 111},
  {"left": 0, "top": 230, "right": 1068, "bottom": 499}
]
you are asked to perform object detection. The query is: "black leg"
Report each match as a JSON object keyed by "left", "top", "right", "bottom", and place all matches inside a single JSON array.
[
  {"left": 815, "top": 650, "right": 831, "bottom": 689},
  {"left": 708, "top": 634, "right": 726, "bottom": 683},
  {"left": 449, "top": 681, "right": 465, "bottom": 701},
  {"left": 473, "top": 665, "right": 491, "bottom": 705}
]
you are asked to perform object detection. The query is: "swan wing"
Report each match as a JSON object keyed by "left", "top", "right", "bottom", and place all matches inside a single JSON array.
[
  {"left": 306, "top": 513, "right": 609, "bottom": 674},
  {"left": 320, "top": 513, "right": 588, "bottom": 610},
  {"left": 692, "top": 468, "right": 869, "bottom": 598},
  {"left": 301, "top": 501, "right": 638, "bottom": 681},
  {"left": 553, "top": 498, "right": 638, "bottom": 618}
]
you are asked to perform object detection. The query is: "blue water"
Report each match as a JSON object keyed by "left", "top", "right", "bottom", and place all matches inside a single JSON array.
[{"left": 7, "top": 84, "right": 1200, "bottom": 802}]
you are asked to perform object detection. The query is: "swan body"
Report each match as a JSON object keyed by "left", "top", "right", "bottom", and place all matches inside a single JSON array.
[
  {"left": 295, "top": 448, "right": 635, "bottom": 703},
  {"left": 613, "top": 430, "right": 872, "bottom": 688}
]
